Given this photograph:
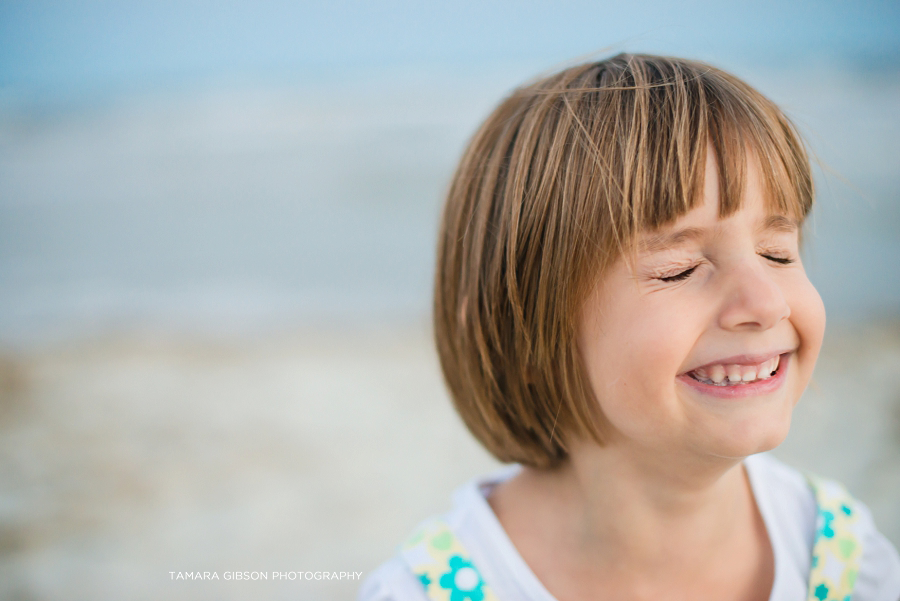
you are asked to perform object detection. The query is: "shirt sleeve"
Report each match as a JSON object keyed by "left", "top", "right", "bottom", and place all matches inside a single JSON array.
[
  {"left": 358, "top": 556, "right": 429, "bottom": 601},
  {"left": 852, "top": 500, "right": 900, "bottom": 601},
  {"left": 747, "top": 453, "right": 900, "bottom": 601}
]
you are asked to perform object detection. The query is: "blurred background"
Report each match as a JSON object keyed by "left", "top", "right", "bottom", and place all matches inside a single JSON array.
[{"left": 1, "top": 1, "right": 898, "bottom": 599}]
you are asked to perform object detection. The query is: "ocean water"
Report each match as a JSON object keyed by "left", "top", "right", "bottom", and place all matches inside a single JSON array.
[{"left": 0, "top": 63, "right": 898, "bottom": 347}]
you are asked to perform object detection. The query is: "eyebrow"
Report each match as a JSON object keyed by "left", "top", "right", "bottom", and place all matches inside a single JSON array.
[
  {"left": 638, "top": 214, "right": 800, "bottom": 254},
  {"left": 638, "top": 227, "right": 706, "bottom": 254},
  {"left": 760, "top": 214, "right": 800, "bottom": 234}
]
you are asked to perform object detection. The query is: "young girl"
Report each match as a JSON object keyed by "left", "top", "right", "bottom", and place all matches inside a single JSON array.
[{"left": 360, "top": 54, "right": 900, "bottom": 601}]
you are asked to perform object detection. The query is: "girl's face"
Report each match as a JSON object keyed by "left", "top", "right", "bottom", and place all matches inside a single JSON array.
[{"left": 577, "top": 150, "right": 826, "bottom": 460}]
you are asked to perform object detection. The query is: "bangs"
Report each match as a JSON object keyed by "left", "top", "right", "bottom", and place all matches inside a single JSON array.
[
  {"left": 706, "top": 77, "right": 813, "bottom": 224},
  {"left": 560, "top": 54, "right": 814, "bottom": 260}
]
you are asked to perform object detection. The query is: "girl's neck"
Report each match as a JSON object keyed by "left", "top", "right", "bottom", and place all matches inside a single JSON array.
[{"left": 488, "top": 445, "right": 774, "bottom": 600}]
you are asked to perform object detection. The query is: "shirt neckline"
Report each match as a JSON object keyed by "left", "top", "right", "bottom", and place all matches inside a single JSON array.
[{"left": 459, "top": 454, "right": 782, "bottom": 601}]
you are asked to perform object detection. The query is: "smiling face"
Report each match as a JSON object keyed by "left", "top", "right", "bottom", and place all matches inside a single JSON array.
[{"left": 576, "top": 149, "right": 826, "bottom": 460}]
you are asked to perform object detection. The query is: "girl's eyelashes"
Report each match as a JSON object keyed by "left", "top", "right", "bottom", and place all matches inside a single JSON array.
[
  {"left": 652, "top": 249, "right": 796, "bottom": 283},
  {"left": 760, "top": 253, "right": 795, "bottom": 265},
  {"left": 659, "top": 265, "right": 698, "bottom": 282}
]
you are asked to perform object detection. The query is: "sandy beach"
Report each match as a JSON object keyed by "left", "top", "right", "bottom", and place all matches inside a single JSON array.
[{"left": 0, "top": 319, "right": 898, "bottom": 600}]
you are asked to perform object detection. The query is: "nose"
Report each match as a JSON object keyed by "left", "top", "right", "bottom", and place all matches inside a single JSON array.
[{"left": 718, "top": 259, "right": 791, "bottom": 331}]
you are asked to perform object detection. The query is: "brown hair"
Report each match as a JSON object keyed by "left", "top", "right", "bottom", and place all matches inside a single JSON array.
[{"left": 434, "top": 53, "right": 813, "bottom": 468}]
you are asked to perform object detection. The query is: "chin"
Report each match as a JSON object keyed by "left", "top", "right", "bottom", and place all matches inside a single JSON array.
[{"left": 704, "top": 412, "right": 793, "bottom": 460}]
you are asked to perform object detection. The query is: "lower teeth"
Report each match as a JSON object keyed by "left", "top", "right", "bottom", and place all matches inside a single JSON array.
[{"left": 699, "top": 378, "right": 749, "bottom": 386}]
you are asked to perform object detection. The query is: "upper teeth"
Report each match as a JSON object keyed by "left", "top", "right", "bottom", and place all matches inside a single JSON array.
[{"left": 691, "top": 355, "right": 781, "bottom": 385}]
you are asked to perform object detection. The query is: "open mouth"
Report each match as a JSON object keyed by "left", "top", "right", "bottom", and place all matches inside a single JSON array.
[{"left": 686, "top": 354, "right": 784, "bottom": 387}]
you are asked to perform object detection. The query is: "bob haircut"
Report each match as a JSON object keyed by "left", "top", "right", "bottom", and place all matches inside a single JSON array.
[{"left": 434, "top": 53, "right": 813, "bottom": 469}]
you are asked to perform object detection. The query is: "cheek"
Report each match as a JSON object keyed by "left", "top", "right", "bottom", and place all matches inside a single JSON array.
[
  {"left": 789, "top": 276, "right": 826, "bottom": 384},
  {"left": 583, "top": 301, "right": 697, "bottom": 428}
]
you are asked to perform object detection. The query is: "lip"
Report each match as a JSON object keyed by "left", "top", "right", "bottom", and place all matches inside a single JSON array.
[
  {"left": 680, "top": 349, "right": 795, "bottom": 375},
  {"left": 677, "top": 352, "right": 792, "bottom": 399}
]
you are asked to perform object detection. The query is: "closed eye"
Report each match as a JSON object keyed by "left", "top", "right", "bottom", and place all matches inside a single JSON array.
[
  {"left": 659, "top": 266, "right": 697, "bottom": 282},
  {"left": 761, "top": 254, "right": 795, "bottom": 265}
]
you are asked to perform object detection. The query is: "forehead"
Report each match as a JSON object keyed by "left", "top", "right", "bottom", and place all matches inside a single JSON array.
[
  {"left": 634, "top": 144, "right": 802, "bottom": 254},
  {"left": 634, "top": 177, "right": 801, "bottom": 253}
]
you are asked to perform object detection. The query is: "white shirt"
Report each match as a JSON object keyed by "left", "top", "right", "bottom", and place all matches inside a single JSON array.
[{"left": 359, "top": 453, "right": 900, "bottom": 601}]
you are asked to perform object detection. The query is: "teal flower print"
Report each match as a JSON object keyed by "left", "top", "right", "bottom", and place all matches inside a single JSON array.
[
  {"left": 818, "top": 510, "right": 835, "bottom": 538},
  {"left": 439, "top": 555, "right": 485, "bottom": 601}
]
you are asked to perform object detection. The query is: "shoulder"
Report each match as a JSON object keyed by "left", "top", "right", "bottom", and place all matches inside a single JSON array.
[
  {"left": 358, "top": 556, "right": 428, "bottom": 601},
  {"left": 809, "top": 477, "right": 900, "bottom": 601},
  {"left": 358, "top": 465, "right": 524, "bottom": 601},
  {"left": 745, "top": 453, "right": 900, "bottom": 600}
]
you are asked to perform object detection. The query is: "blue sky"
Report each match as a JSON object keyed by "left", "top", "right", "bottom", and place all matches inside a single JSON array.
[{"left": 1, "top": 0, "right": 898, "bottom": 90}]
